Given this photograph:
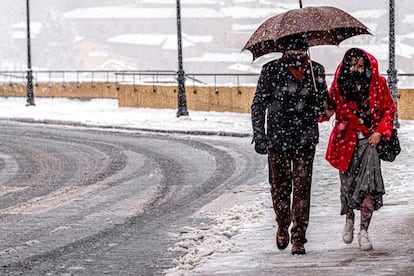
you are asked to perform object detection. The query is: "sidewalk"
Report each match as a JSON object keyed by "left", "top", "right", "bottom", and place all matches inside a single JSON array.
[
  {"left": 192, "top": 197, "right": 414, "bottom": 275},
  {"left": 0, "top": 97, "right": 252, "bottom": 136}
]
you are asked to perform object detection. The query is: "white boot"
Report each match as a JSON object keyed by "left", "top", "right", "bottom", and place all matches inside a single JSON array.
[
  {"left": 358, "top": 230, "right": 373, "bottom": 250},
  {"left": 342, "top": 218, "right": 354, "bottom": 244}
]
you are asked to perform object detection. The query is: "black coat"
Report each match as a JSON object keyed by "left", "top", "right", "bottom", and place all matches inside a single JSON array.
[{"left": 251, "top": 58, "right": 328, "bottom": 151}]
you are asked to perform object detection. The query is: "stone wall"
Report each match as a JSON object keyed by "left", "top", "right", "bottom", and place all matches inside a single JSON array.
[
  {"left": 117, "top": 84, "right": 253, "bottom": 113},
  {"left": 398, "top": 89, "right": 414, "bottom": 120},
  {"left": 0, "top": 83, "right": 412, "bottom": 119},
  {"left": 0, "top": 82, "right": 118, "bottom": 99}
]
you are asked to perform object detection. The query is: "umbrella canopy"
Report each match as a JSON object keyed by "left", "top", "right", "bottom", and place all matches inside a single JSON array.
[{"left": 242, "top": 6, "right": 372, "bottom": 60}]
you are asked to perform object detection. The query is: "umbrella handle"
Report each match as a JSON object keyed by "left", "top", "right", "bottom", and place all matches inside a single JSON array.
[{"left": 299, "top": 0, "right": 303, "bottom": 8}]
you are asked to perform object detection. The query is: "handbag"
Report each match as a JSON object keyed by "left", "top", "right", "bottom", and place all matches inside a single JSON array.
[{"left": 376, "top": 128, "right": 401, "bottom": 162}]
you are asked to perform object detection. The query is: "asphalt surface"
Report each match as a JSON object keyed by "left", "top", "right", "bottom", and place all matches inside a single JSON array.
[{"left": 0, "top": 121, "right": 265, "bottom": 275}]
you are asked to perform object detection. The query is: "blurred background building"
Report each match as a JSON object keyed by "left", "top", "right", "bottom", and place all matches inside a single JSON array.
[{"left": 0, "top": 0, "right": 413, "bottom": 86}]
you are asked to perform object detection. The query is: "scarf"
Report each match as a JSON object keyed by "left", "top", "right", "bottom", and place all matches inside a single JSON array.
[{"left": 282, "top": 54, "right": 310, "bottom": 83}]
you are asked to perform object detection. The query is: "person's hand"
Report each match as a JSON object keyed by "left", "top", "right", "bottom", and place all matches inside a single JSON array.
[
  {"left": 318, "top": 108, "right": 335, "bottom": 122},
  {"left": 369, "top": 132, "right": 382, "bottom": 147},
  {"left": 254, "top": 136, "right": 269, "bottom": 155}
]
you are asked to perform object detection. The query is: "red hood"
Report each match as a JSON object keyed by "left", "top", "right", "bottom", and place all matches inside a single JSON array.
[{"left": 332, "top": 48, "right": 380, "bottom": 89}]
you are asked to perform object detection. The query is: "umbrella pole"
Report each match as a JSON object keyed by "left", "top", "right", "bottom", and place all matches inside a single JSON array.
[
  {"left": 307, "top": 50, "right": 318, "bottom": 91},
  {"left": 307, "top": 49, "right": 329, "bottom": 111}
]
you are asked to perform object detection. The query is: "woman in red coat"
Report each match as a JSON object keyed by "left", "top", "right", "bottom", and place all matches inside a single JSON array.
[{"left": 323, "top": 48, "right": 395, "bottom": 250}]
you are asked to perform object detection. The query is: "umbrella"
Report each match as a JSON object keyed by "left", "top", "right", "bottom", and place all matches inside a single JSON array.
[{"left": 242, "top": 6, "right": 372, "bottom": 61}]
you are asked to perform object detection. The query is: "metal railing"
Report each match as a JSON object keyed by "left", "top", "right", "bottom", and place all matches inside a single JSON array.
[
  {"left": 0, "top": 70, "right": 413, "bottom": 88},
  {"left": 0, "top": 70, "right": 261, "bottom": 87}
]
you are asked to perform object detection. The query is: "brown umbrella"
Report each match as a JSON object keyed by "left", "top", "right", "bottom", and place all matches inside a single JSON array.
[{"left": 242, "top": 6, "right": 372, "bottom": 61}]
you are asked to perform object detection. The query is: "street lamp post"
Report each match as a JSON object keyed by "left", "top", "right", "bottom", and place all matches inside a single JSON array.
[
  {"left": 176, "top": 0, "right": 188, "bottom": 117},
  {"left": 26, "top": 0, "right": 35, "bottom": 106},
  {"left": 387, "top": 0, "right": 399, "bottom": 127}
]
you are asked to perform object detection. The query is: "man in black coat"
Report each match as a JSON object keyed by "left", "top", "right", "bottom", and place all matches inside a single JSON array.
[{"left": 251, "top": 34, "right": 328, "bottom": 254}]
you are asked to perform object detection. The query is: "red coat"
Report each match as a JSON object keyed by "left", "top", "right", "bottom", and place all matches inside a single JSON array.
[{"left": 324, "top": 48, "right": 396, "bottom": 172}]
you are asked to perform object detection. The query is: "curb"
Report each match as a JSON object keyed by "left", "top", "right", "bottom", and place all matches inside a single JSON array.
[{"left": 1, "top": 117, "right": 252, "bottom": 138}]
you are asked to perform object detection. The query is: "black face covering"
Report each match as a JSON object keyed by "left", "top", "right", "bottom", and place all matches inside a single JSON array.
[
  {"left": 286, "top": 54, "right": 305, "bottom": 67},
  {"left": 348, "top": 71, "right": 367, "bottom": 81},
  {"left": 339, "top": 74, "right": 369, "bottom": 101},
  {"left": 338, "top": 70, "right": 372, "bottom": 128}
]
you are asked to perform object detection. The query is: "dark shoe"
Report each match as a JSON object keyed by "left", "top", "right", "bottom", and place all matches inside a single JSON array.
[
  {"left": 276, "top": 227, "right": 289, "bottom": 250},
  {"left": 291, "top": 242, "right": 306, "bottom": 255}
]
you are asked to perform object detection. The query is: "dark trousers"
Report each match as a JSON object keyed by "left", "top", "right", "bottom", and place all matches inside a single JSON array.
[{"left": 268, "top": 148, "right": 315, "bottom": 243}]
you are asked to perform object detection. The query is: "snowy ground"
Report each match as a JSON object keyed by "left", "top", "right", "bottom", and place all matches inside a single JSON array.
[{"left": 0, "top": 97, "right": 413, "bottom": 275}]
